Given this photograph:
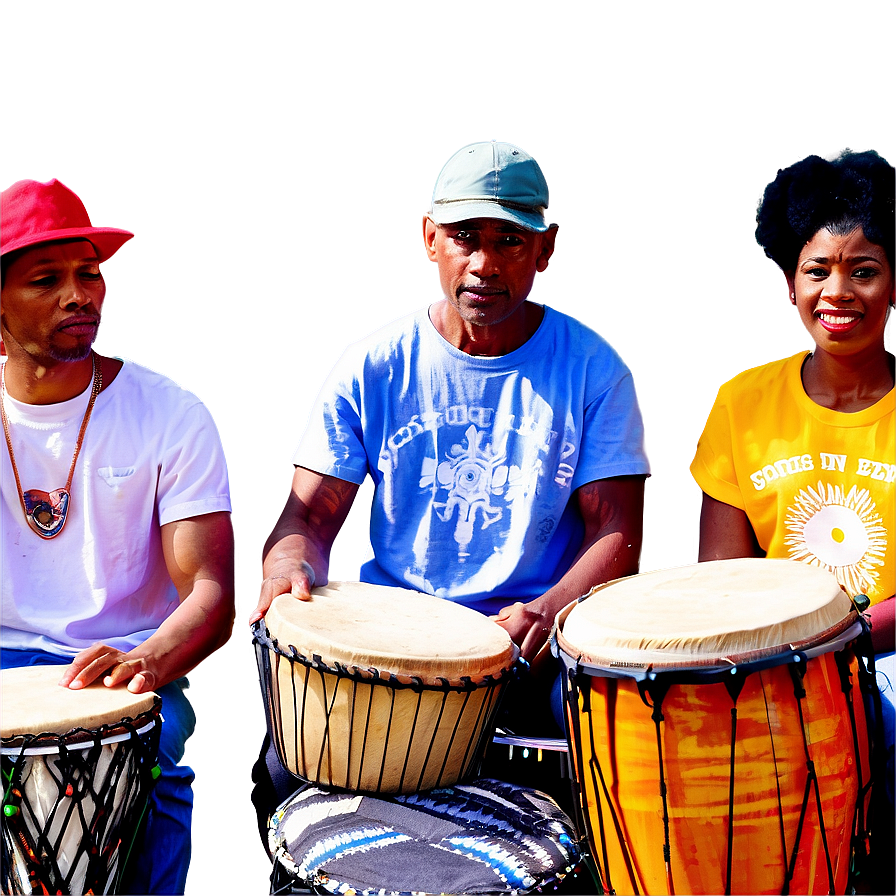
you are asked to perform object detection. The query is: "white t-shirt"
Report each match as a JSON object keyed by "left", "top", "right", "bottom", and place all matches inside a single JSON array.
[
  {"left": 1, "top": 360, "right": 231, "bottom": 656},
  {"left": 295, "top": 306, "right": 650, "bottom": 614}
]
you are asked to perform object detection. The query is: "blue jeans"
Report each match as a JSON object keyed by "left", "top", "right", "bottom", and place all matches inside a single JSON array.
[
  {"left": 1, "top": 649, "right": 195, "bottom": 894},
  {"left": 874, "top": 650, "right": 895, "bottom": 807}
]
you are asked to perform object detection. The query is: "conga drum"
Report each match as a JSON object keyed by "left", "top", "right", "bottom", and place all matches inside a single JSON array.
[
  {"left": 252, "top": 581, "right": 520, "bottom": 794},
  {"left": 555, "top": 558, "right": 874, "bottom": 895},
  {"left": 1, "top": 665, "right": 162, "bottom": 895}
]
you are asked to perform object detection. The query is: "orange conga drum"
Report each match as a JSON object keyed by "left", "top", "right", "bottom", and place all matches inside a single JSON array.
[
  {"left": 555, "top": 559, "right": 873, "bottom": 895},
  {"left": 252, "top": 581, "right": 520, "bottom": 794}
]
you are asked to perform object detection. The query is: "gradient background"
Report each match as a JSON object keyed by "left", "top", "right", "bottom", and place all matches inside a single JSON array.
[{"left": 2, "top": 2, "right": 893, "bottom": 891}]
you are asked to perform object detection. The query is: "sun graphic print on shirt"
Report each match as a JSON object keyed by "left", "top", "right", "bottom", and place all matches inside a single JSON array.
[
  {"left": 419, "top": 425, "right": 522, "bottom": 562},
  {"left": 785, "top": 481, "right": 888, "bottom": 597}
]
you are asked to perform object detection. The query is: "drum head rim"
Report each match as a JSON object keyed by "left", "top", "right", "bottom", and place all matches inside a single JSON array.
[
  {"left": 1, "top": 665, "right": 159, "bottom": 739},
  {"left": 258, "top": 585, "right": 520, "bottom": 685},
  {"left": 254, "top": 622, "right": 521, "bottom": 689},
  {"left": 1, "top": 701, "right": 162, "bottom": 754},
  {"left": 558, "top": 559, "right": 854, "bottom": 667},
  {"left": 556, "top": 613, "right": 863, "bottom": 676}
]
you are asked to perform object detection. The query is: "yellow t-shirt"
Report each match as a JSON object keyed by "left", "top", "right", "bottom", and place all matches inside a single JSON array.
[{"left": 691, "top": 352, "right": 895, "bottom": 605}]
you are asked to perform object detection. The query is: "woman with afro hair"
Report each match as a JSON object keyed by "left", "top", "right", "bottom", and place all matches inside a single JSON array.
[{"left": 691, "top": 149, "right": 894, "bottom": 889}]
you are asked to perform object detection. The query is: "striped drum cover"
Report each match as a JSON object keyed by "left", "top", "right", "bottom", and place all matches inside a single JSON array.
[{"left": 268, "top": 777, "right": 582, "bottom": 895}]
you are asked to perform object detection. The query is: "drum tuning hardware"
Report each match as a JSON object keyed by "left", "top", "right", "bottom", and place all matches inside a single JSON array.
[
  {"left": 3, "top": 803, "right": 20, "bottom": 817},
  {"left": 151, "top": 764, "right": 162, "bottom": 780}
]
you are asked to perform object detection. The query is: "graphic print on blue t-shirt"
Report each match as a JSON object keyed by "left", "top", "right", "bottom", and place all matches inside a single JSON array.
[
  {"left": 425, "top": 423, "right": 518, "bottom": 562},
  {"left": 298, "top": 307, "right": 650, "bottom": 610},
  {"left": 401, "top": 405, "right": 574, "bottom": 565},
  {"left": 376, "top": 376, "right": 580, "bottom": 597}
]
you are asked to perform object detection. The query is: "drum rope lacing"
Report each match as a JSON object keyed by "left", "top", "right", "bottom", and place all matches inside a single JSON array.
[
  {"left": 834, "top": 647, "right": 875, "bottom": 881},
  {"left": 559, "top": 623, "right": 876, "bottom": 896},
  {"left": 561, "top": 667, "right": 636, "bottom": 895},
  {"left": 255, "top": 625, "right": 517, "bottom": 692},
  {"left": 271, "top": 650, "right": 503, "bottom": 793},
  {"left": 783, "top": 661, "right": 836, "bottom": 894},
  {"left": 252, "top": 620, "right": 518, "bottom": 796},
  {"left": 1, "top": 702, "right": 161, "bottom": 895}
]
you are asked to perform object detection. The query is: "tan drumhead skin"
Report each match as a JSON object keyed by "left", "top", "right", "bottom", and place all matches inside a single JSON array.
[
  {"left": 265, "top": 581, "right": 518, "bottom": 682},
  {"left": 1, "top": 665, "right": 157, "bottom": 738},
  {"left": 560, "top": 558, "right": 854, "bottom": 666}
]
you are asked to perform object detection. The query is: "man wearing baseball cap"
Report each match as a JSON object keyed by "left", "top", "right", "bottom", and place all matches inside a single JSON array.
[
  {"left": 250, "top": 141, "right": 649, "bottom": 820},
  {"left": 1, "top": 179, "right": 235, "bottom": 894}
]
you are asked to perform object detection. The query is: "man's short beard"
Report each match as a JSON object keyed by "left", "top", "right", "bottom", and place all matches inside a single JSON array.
[{"left": 49, "top": 341, "right": 96, "bottom": 362}]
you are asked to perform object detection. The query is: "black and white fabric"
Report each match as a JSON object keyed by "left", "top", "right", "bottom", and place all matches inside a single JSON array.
[{"left": 268, "top": 777, "right": 581, "bottom": 895}]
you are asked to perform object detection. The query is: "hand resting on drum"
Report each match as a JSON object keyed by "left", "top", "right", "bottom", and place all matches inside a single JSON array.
[
  {"left": 492, "top": 477, "right": 646, "bottom": 663},
  {"left": 252, "top": 559, "right": 317, "bottom": 624},
  {"left": 250, "top": 468, "right": 359, "bottom": 624},
  {"left": 59, "top": 644, "right": 159, "bottom": 694},
  {"left": 491, "top": 601, "right": 552, "bottom": 664},
  {"left": 58, "top": 513, "right": 235, "bottom": 693}
]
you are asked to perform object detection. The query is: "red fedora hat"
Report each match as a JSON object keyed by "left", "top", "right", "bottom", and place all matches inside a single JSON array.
[{"left": 1, "top": 179, "right": 133, "bottom": 262}]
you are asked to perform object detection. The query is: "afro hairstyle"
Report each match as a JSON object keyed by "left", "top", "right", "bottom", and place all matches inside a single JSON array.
[{"left": 755, "top": 149, "right": 894, "bottom": 273}]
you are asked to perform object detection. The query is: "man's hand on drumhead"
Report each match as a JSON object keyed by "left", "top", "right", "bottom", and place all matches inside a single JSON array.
[
  {"left": 59, "top": 644, "right": 158, "bottom": 694},
  {"left": 250, "top": 560, "right": 316, "bottom": 624},
  {"left": 491, "top": 601, "right": 551, "bottom": 663}
]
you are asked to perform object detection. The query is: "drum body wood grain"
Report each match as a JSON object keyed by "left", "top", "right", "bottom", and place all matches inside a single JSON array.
[
  {"left": 253, "top": 582, "right": 519, "bottom": 794},
  {"left": 1, "top": 665, "right": 161, "bottom": 895},
  {"left": 555, "top": 559, "right": 874, "bottom": 896}
]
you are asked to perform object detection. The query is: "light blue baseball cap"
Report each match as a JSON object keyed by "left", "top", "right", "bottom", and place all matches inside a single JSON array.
[{"left": 429, "top": 141, "right": 552, "bottom": 232}]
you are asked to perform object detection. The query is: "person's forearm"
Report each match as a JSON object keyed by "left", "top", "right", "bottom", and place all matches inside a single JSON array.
[
  {"left": 698, "top": 493, "right": 764, "bottom": 561},
  {"left": 494, "top": 528, "right": 641, "bottom": 661},
  {"left": 127, "top": 580, "right": 235, "bottom": 689},
  {"left": 494, "top": 476, "right": 645, "bottom": 660},
  {"left": 63, "top": 579, "right": 235, "bottom": 693},
  {"left": 539, "top": 528, "right": 641, "bottom": 621},
  {"left": 869, "top": 595, "right": 894, "bottom": 655},
  {"left": 262, "top": 527, "right": 329, "bottom": 585},
  {"left": 253, "top": 471, "right": 359, "bottom": 622}
]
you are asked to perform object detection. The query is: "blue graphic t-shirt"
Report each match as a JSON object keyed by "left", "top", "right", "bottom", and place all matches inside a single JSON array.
[{"left": 295, "top": 306, "right": 650, "bottom": 614}]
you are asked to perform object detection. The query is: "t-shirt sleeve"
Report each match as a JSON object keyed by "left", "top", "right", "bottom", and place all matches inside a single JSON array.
[
  {"left": 157, "top": 400, "right": 232, "bottom": 525},
  {"left": 293, "top": 351, "right": 370, "bottom": 484},
  {"left": 690, "top": 384, "right": 746, "bottom": 510},
  {"left": 571, "top": 366, "right": 651, "bottom": 490}
]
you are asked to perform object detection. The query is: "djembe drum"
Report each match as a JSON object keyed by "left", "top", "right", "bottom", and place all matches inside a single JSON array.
[
  {"left": 1, "top": 666, "right": 162, "bottom": 895},
  {"left": 252, "top": 581, "right": 520, "bottom": 794},
  {"left": 555, "top": 558, "right": 874, "bottom": 895}
]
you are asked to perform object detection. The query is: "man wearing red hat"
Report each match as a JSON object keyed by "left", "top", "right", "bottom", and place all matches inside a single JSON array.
[{"left": 0, "top": 179, "right": 235, "bottom": 894}]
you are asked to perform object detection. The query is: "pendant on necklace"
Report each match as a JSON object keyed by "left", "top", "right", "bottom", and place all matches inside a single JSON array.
[{"left": 23, "top": 488, "right": 70, "bottom": 538}]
